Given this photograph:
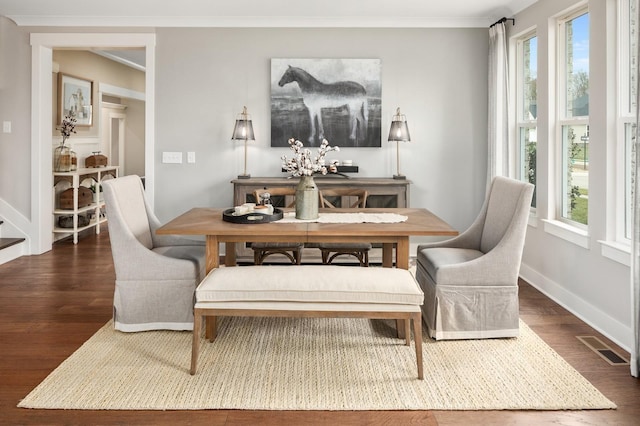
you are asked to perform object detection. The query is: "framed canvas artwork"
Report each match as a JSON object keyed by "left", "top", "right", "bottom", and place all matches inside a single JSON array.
[
  {"left": 58, "top": 73, "right": 93, "bottom": 126},
  {"left": 271, "top": 58, "right": 381, "bottom": 148}
]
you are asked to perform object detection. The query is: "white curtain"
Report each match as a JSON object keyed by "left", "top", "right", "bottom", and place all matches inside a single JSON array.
[
  {"left": 632, "top": 2, "right": 640, "bottom": 379},
  {"left": 488, "top": 21, "right": 510, "bottom": 187}
]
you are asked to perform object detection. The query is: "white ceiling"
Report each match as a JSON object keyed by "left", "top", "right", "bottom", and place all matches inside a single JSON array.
[{"left": 0, "top": 0, "right": 537, "bottom": 28}]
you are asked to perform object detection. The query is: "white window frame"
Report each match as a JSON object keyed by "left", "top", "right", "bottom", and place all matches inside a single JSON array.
[
  {"left": 600, "top": 0, "right": 634, "bottom": 266},
  {"left": 516, "top": 30, "right": 538, "bottom": 212},
  {"left": 617, "top": 0, "right": 636, "bottom": 244},
  {"left": 556, "top": 6, "right": 590, "bottom": 231}
]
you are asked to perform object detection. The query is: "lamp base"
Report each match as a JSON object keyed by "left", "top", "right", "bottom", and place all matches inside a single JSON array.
[
  {"left": 237, "top": 174, "right": 251, "bottom": 179},
  {"left": 393, "top": 174, "right": 406, "bottom": 180}
]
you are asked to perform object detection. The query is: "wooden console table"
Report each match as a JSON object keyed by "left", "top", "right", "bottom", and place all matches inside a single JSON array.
[
  {"left": 231, "top": 177, "right": 411, "bottom": 261},
  {"left": 232, "top": 177, "right": 410, "bottom": 208}
]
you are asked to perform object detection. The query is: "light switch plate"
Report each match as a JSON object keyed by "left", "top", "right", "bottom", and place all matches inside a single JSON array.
[
  {"left": 2, "top": 121, "right": 11, "bottom": 133},
  {"left": 162, "top": 152, "right": 183, "bottom": 164},
  {"left": 187, "top": 151, "right": 196, "bottom": 163}
]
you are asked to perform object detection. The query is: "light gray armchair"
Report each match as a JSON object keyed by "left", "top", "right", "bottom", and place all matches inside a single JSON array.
[
  {"left": 103, "top": 175, "right": 206, "bottom": 332},
  {"left": 415, "top": 176, "right": 534, "bottom": 340}
]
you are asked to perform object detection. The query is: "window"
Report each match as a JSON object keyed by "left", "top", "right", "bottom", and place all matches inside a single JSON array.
[
  {"left": 517, "top": 33, "right": 538, "bottom": 208},
  {"left": 619, "top": 0, "right": 638, "bottom": 242},
  {"left": 558, "top": 9, "right": 590, "bottom": 227}
]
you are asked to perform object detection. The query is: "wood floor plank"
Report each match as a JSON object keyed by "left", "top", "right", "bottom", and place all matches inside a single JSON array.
[
  {"left": 0, "top": 231, "right": 638, "bottom": 425},
  {"left": 225, "top": 410, "right": 438, "bottom": 426}
]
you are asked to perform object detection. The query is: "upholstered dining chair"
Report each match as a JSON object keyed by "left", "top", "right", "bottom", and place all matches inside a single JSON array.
[
  {"left": 415, "top": 176, "right": 534, "bottom": 340},
  {"left": 103, "top": 175, "right": 206, "bottom": 332},
  {"left": 251, "top": 187, "right": 303, "bottom": 265},
  {"left": 316, "top": 188, "right": 372, "bottom": 267}
]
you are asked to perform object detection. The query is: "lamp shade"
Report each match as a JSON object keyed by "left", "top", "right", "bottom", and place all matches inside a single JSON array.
[
  {"left": 387, "top": 108, "right": 411, "bottom": 142},
  {"left": 231, "top": 106, "right": 255, "bottom": 141}
]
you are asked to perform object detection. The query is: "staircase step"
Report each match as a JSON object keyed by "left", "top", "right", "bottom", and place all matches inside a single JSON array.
[{"left": 0, "top": 238, "right": 25, "bottom": 251}]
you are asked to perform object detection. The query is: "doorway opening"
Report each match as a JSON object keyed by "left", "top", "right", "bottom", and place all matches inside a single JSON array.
[{"left": 30, "top": 33, "right": 156, "bottom": 254}]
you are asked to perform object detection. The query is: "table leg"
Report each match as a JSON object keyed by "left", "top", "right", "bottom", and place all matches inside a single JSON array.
[
  {"left": 396, "top": 238, "right": 410, "bottom": 270},
  {"left": 205, "top": 235, "right": 219, "bottom": 273},
  {"left": 382, "top": 243, "right": 393, "bottom": 268},
  {"left": 205, "top": 316, "right": 217, "bottom": 342},
  {"left": 225, "top": 242, "right": 237, "bottom": 266}
]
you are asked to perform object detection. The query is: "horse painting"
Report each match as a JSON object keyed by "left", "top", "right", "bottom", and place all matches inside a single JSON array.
[{"left": 278, "top": 65, "right": 369, "bottom": 146}]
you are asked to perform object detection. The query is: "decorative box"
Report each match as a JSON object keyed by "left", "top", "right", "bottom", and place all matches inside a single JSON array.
[
  {"left": 59, "top": 186, "right": 94, "bottom": 209},
  {"left": 85, "top": 154, "right": 108, "bottom": 168}
]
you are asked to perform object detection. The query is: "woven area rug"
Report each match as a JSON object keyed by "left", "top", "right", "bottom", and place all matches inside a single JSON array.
[{"left": 18, "top": 317, "right": 616, "bottom": 411}]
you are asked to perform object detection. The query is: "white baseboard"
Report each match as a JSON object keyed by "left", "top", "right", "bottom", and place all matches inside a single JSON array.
[{"left": 519, "top": 262, "right": 632, "bottom": 353}]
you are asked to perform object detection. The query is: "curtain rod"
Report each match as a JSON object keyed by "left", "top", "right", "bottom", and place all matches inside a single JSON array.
[{"left": 490, "top": 17, "right": 515, "bottom": 28}]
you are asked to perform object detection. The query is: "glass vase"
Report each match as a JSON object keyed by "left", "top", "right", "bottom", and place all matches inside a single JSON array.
[
  {"left": 53, "top": 143, "right": 71, "bottom": 172},
  {"left": 295, "top": 175, "right": 319, "bottom": 220}
]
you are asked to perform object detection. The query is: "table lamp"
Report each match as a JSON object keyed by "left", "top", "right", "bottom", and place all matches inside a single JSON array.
[
  {"left": 231, "top": 106, "right": 255, "bottom": 179},
  {"left": 387, "top": 107, "right": 411, "bottom": 180}
]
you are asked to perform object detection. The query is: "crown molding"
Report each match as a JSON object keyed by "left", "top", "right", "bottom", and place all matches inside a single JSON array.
[{"left": 9, "top": 15, "right": 494, "bottom": 28}]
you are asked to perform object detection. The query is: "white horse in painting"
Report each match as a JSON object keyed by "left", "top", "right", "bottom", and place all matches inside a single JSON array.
[{"left": 278, "top": 65, "right": 368, "bottom": 145}]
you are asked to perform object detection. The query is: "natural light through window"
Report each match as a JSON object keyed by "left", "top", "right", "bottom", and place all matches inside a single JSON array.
[
  {"left": 558, "top": 10, "right": 589, "bottom": 226},
  {"left": 517, "top": 34, "right": 537, "bottom": 208}
]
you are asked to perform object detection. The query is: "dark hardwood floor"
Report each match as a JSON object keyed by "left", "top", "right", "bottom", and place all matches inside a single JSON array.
[{"left": 1, "top": 231, "right": 639, "bottom": 425}]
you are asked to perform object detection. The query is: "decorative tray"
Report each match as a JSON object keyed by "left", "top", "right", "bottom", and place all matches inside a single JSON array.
[{"left": 222, "top": 208, "right": 284, "bottom": 224}]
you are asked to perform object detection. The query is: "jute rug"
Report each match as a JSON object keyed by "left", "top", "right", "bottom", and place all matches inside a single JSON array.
[{"left": 18, "top": 317, "right": 616, "bottom": 411}]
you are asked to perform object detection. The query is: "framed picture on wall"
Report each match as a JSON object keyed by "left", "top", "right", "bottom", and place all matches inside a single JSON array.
[
  {"left": 271, "top": 58, "right": 382, "bottom": 148},
  {"left": 58, "top": 73, "right": 93, "bottom": 126}
]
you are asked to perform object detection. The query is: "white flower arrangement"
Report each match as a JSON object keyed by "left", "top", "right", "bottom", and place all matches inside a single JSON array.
[
  {"left": 281, "top": 138, "right": 340, "bottom": 177},
  {"left": 58, "top": 115, "right": 77, "bottom": 145}
]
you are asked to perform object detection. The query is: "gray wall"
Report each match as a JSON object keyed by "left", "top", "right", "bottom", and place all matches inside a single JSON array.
[
  {"left": 0, "top": 17, "right": 32, "bottom": 217},
  {"left": 153, "top": 27, "right": 489, "bottom": 231},
  {"left": 0, "top": 22, "right": 488, "bottom": 237},
  {"left": 124, "top": 97, "right": 145, "bottom": 177}
]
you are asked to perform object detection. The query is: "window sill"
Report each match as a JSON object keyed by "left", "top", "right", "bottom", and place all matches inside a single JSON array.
[
  {"left": 598, "top": 240, "right": 631, "bottom": 267},
  {"left": 542, "top": 219, "right": 589, "bottom": 249}
]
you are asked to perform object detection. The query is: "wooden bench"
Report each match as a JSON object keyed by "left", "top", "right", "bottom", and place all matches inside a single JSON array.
[{"left": 190, "top": 265, "right": 425, "bottom": 379}]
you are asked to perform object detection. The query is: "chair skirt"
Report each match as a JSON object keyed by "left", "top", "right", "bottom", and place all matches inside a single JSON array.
[{"left": 415, "top": 262, "right": 519, "bottom": 340}]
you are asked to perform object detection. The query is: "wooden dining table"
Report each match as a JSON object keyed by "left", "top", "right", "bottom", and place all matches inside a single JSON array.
[{"left": 157, "top": 207, "right": 458, "bottom": 273}]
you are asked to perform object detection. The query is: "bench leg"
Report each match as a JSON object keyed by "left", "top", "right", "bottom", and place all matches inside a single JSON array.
[
  {"left": 404, "top": 319, "right": 411, "bottom": 346},
  {"left": 412, "top": 312, "right": 424, "bottom": 380},
  {"left": 190, "top": 310, "right": 202, "bottom": 375}
]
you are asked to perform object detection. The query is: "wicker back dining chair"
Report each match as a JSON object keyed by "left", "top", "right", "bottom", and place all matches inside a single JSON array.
[
  {"left": 250, "top": 187, "right": 303, "bottom": 265},
  {"left": 317, "top": 188, "right": 372, "bottom": 267}
]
